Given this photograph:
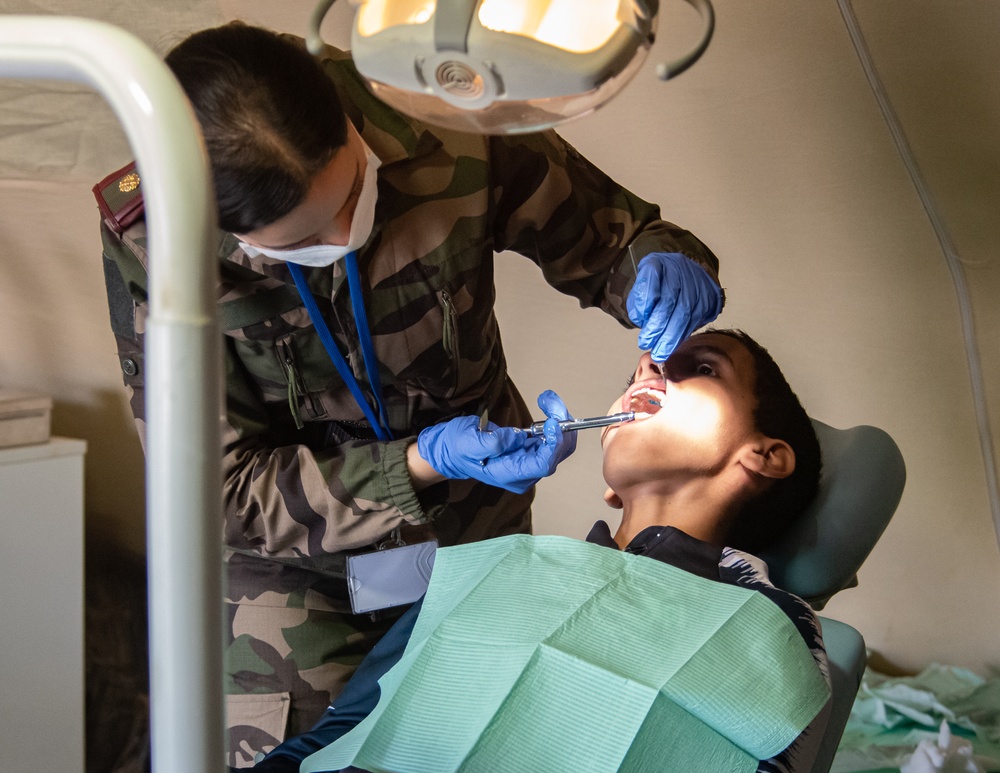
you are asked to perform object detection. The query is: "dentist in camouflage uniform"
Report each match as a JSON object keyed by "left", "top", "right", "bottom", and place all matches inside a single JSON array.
[{"left": 95, "top": 22, "right": 724, "bottom": 767}]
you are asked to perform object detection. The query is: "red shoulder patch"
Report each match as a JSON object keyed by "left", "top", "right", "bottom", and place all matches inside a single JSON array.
[{"left": 93, "top": 161, "right": 144, "bottom": 234}]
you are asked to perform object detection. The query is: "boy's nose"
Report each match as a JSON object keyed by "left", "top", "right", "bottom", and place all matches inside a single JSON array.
[{"left": 638, "top": 352, "right": 665, "bottom": 382}]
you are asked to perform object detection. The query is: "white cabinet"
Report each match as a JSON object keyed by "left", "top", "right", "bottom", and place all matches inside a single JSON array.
[{"left": 0, "top": 437, "right": 86, "bottom": 772}]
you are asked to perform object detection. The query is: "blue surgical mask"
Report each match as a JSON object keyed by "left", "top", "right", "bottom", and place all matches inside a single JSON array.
[{"left": 239, "top": 141, "right": 381, "bottom": 268}]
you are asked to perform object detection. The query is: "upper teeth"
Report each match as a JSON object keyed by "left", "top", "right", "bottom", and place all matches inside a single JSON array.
[{"left": 630, "top": 387, "right": 664, "bottom": 418}]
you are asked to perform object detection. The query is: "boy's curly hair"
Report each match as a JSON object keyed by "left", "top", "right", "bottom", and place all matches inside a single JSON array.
[{"left": 710, "top": 329, "right": 822, "bottom": 554}]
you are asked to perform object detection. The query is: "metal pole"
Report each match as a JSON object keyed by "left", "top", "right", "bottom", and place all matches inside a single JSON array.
[{"left": 0, "top": 17, "right": 224, "bottom": 772}]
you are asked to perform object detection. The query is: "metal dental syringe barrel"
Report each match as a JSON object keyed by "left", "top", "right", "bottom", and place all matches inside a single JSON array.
[
  {"left": 526, "top": 411, "right": 636, "bottom": 436},
  {"left": 0, "top": 18, "right": 223, "bottom": 772}
]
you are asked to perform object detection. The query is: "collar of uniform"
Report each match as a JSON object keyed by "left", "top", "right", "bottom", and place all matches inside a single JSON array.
[{"left": 218, "top": 231, "right": 349, "bottom": 302}]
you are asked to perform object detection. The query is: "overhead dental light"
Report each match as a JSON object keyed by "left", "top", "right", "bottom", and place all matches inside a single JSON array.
[{"left": 307, "top": 0, "right": 714, "bottom": 134}]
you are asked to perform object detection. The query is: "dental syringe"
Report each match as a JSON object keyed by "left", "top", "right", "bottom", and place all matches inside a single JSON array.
[{"left": 522, "top": 411, "right": 635, "bottom": 437}]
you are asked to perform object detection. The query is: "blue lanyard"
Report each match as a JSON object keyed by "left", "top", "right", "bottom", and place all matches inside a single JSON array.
[{"left": 286, "top": 255, "right": 393, "bottom": 441}]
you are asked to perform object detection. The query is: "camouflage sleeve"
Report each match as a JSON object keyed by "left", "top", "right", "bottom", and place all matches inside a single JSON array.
[
  {"left": 219, "top": 336, "right": 434, "bottom": 558},
  {"left": 489, "top": 130, "right": 722, "bottom": 324},
  {"left": 100, "top": 223, "right": 434, "bottom": 561}
]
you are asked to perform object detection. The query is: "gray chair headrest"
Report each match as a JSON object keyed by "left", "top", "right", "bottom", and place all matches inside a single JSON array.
[{"left": 758, "top": 420, "right": 906, "bottom": 609}]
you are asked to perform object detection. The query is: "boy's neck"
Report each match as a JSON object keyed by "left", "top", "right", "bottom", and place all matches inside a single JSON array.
[{"left": 613, "top": 487, "right": 732, "bottom": 550}]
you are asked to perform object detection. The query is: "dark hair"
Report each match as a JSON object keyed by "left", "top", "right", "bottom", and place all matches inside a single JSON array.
[
  {"left": 709, "top": 329, "right": 822, "bottom": 554},
  {"left": 165, "top": 23, "right": 348, "bottom": 233}
]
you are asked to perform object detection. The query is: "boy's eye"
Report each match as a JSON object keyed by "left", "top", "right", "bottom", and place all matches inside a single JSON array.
[
  {"left": 623, "top": 372, "right": 637, "bottom": 392},
  {"left": 696, "top": 363, "right": 716, "bottom": 377}
]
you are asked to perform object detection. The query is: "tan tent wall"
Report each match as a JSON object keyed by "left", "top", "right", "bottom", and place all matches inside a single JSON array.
[{"left": 0, "top": 0, "right": 996, "bottom": 676}]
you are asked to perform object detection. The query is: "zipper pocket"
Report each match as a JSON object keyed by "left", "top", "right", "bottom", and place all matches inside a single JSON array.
[
  {"left": 439, "top": 289, "right": 459, "bottom": 362},
  {"left": 278, "top": 340, "right": 305, "bottom": 429}
]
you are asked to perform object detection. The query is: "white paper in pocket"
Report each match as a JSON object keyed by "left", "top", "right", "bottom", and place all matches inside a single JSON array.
[{"left": 346, "top": 540, "right": 438, "bottom": 614}]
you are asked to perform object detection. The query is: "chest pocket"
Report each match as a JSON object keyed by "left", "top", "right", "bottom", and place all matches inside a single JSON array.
[
  {"left": 437, "top": 288, "right": 460, "bottom": 394},
  {"left": 226, "top": 285, "right": 363, "bottom": 429}
]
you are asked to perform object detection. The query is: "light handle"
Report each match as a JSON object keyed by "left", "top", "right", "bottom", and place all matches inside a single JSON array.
[{"left": 656, "top": 0, "right": 715, "bottom": 81}]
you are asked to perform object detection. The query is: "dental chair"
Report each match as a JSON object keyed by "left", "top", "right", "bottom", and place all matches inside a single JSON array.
[{"left": 758, "top": 420, "right": 906, "bottom": 773}]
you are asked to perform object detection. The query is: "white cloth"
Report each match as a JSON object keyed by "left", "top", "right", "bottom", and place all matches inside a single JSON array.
[{"left": 901, "top": 720, "right": 986, "bottom": 773}]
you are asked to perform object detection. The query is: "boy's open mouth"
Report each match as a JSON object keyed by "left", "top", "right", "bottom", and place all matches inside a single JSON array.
[{"left": 629, "top": 387, "right": 664, "bottom": 419}]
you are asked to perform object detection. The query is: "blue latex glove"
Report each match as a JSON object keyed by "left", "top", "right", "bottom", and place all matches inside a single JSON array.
[
  {"left": 417, "top": 390, "right": 577, "bottom": 494},
  {"left": 626, "top": 252, "right": 723, "bottom": 362}
]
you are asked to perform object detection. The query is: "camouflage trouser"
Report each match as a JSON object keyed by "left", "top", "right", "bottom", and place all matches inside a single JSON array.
[{"left": 223, "top": 602, "right": 403, "bottom": 768}]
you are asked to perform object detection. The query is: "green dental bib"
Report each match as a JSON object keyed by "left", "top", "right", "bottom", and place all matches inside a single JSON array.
[{"left": 303, "top": 534, "right": 829, "bottom": 773}]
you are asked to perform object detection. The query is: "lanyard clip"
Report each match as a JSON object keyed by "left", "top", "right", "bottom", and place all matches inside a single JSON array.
[{"left": 377, "top": 527, "right": 405, "bottom": 551}]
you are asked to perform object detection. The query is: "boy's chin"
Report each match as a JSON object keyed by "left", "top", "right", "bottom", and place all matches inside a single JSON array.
[{"left": 603, "top": 488, "right": 623, "bottom": 509}]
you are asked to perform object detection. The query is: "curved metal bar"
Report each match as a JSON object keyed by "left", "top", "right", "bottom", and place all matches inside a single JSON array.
[
  {"left": 0, "top": 17, "right": 223, "bottom": 772},
  {"left": 656, "top": 0, "right": 715, "bottom": 81},
  {"left": 836, "top": 0, "right": 1000, "bottom": 550},
  {"left": 307, "top": 0, "right": 339, "bottom": 55}
]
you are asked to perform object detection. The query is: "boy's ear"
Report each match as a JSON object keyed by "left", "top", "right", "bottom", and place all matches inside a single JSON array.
[
  {"left": 739, "top": 436, "right": 796, "bottom": 481},
  {"left": 603, "top": 487, "right": 623, "bottom": 510}
]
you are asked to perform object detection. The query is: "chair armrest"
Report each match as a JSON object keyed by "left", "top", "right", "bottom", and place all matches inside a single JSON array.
[{"left": 809, "top": 617, "right": 867, "bottom": 773}]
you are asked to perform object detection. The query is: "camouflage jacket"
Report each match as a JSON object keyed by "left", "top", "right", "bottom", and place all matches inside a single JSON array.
[{"left": 96, "top": 43, "right": 721, "bottom": 613}]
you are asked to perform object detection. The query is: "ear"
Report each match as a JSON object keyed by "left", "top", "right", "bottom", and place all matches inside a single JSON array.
[
  {"left": 739, "top": 436, "right": 796, "bottom": 481},
  {"left": 603, "top": 487, "right": 623, "bottom": 510}
]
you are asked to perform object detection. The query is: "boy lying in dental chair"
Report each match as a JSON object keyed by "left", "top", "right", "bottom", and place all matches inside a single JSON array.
[{"left": 250, "top": 329, "right": 831, "bottom": 773}]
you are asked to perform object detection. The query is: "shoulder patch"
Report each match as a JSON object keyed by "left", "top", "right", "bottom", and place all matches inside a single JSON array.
[{"left": 93, "top": 161, "right": 144, "bottom": 234}]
